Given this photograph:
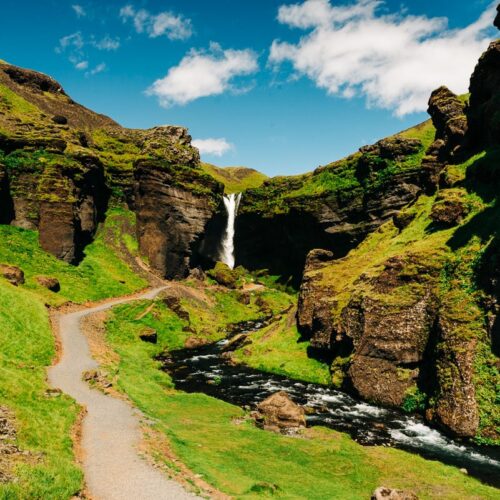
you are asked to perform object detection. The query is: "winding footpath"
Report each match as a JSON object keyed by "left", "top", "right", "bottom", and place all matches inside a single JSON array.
[{"left": 48, "top": 288, "right": 198, "bottom": 500}]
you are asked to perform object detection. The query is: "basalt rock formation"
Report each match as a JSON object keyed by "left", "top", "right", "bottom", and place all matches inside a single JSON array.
[
  {"left": 236, "top": 133, "right": 432, "bottom": 284},
  {"left": 0, "top": 60, "right": 223, "bottom": 274},
  {"left": 296, "top": 27, "right": 500, "bottom": 441},
  {"left": 467, "top": 39, "right": 500, "bottom": 148}
]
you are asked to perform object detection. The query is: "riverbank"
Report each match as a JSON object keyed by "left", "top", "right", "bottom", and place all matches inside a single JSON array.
[{"left": 95, "top": 293, "right": 500, "bottom": 499}]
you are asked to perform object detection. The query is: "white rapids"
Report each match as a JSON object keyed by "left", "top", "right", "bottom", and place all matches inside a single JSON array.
[{"left": 220, "top": 192, "right": 242, "bottom": 269}]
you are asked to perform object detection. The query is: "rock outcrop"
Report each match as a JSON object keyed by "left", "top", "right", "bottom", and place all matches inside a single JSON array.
[
  {"left": 0, "top": 265, "right": 25, "bottom": 286},
  {"left": 134, "top": 131, "right": 223, "bottom": 278},
  {"left": 371, "top": 487, "right": 418, "bottom": 500},
  {"left": 296, "top": 22, "right": 500, "bottom": 441},
  {"left": 236, "top": 135, "right": 428, "bottom": 284},
  {"left": 35, "top": 276, "right": 60, "bottom": 292},
  {"left": 299, "top": 252, "right": 441, "bottom": 407},
  {"left": 0, "top": 61, "right": 224, "bottom": 275},
  {"left": 253, "top": 391, "right": 306, "bottom": 433},
  {"left": 467, "top": 40, "right": 500, "bottom": 148}
]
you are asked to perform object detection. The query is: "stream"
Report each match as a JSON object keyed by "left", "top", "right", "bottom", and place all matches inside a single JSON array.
[{"left": 159, "top": 319, "right": 500, "bottom": 488}]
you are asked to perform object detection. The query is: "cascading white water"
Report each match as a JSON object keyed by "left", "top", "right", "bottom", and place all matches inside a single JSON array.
[{"left": 220, "top": 193, "right": 241, "bottom": 269}]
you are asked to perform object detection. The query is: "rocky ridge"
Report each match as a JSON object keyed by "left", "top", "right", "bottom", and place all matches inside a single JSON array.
[
  {"left": 296, "top": 32, "right": 500, "bottom": 441},
  {"left": 0, "top": 61, "right": 223, "bottom": 275}
]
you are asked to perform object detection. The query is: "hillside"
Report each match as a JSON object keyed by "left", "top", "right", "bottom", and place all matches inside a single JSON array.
[
  {"left": 200, "top": 162, "right": 267, "bottom": 193},
  {"left": 0, "top": 19, "right": 499, "bottom": 500}
]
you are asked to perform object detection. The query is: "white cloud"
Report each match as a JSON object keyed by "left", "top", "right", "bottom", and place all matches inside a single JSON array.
[
  {"left": 56, "top": 32, "right": 84, "bottom": 53},
  {"left": 147, "top": 43, "right": 259, "bottom": 107},
  {"left": 92, "top": 35, "right": 121, "bottom": 51},
  {"left": 192, "top": 138, "right": 234, "bottom": 157},
  {"left": 75, "top": 60, "right": 88, "bottom": 70},
  {"left": 72, "top": 4, "right": 86, "bottom": 18},
  {"left": 87, "top": 62, "right": 106, "bottom": 76},
  {"left": 119, "top": 5, "right": 193, "bottom": 40},
  {"left": 270, "top": 0, "right": 497, "bottom": 116}
]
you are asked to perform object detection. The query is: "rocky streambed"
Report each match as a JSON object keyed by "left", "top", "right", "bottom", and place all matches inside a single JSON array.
[{"left": 159, "top": 320, "right": 500, "bottom": 488}]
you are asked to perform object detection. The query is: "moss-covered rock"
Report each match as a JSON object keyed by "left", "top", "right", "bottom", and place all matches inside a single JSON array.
[{"left": 207, "top": 262, "right": 241, "bottom": 288}]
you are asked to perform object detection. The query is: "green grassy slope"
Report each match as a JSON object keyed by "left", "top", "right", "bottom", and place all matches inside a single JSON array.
[
  {"left": 99, "top": 297, "right": 500, "bottom": 499},
  {"left": 308, "top": 146, "right": 499, "bottom": 444},
  {"left": 201, "top": 163, "right": 268, "bottom": 193},
  {"left": 240, "top": 119, "right": 435, "bottom": 215},
  {"left": 0, "top": 207, "right": 146, "bottom": 498}
]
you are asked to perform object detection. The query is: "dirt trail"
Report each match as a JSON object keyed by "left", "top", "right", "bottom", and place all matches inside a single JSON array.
[{"left": 48, "top": 288, "right": 198, "bottom": 500}]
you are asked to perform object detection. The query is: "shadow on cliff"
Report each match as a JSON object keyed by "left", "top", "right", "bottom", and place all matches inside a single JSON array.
[
  {"left": 0, "top": 172, "right": 15, "bottom": 224},
  {"left": 446, "top": 148, "right": 500, "bottom": 356},
  {"left": 235, "top": 211, "right": 357, "bottom": 288}
]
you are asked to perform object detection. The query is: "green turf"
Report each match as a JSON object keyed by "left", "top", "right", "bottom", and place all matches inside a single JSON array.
[{"left": 101, "top": 299, "right": 500, "bottom": 499}]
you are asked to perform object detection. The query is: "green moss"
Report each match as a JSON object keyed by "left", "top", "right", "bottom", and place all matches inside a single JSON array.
[
  {"left": 200, "top": 163, "right": 268, "bottom": 193},
  {"left": 402, "top": 386, "right": 428, "bottom": 413}
]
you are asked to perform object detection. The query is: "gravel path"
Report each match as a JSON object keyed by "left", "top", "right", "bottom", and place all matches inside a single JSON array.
[{"left": 48, "top": 288, "right": 198, "bottom": 500}]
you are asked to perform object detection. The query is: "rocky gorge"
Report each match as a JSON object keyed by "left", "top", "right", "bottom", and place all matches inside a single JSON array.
[{"left": 0, "top": 9, "right": 498, "bottom": 476}]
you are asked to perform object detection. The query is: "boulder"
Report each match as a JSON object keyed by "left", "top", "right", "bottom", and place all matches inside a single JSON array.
[
  {"left": 35, "top": 276, "right": 60, "bottom": 292},
  {"left": 184, "top": 336, "right": 210, "bottom": 349},
  {"left": 207, "top": 262, "right": 240, "bottom": 289},
  {"left": 254, "top": 391, "right": 306, "bottom": 433},
  {"left": 139, "top": 328, "right": 157, "bottom": 344},
  {"left": 0, "top": 264, "right": 25, "bottom": 286},
  {"left": 430, "top": 189, "right": 468, "bottom": 226},
  {"left": 188, "top": 267, "right": 206, "bottom": 281},
  {"left": 372, "top": 487, "right": 418, "bottom": 500}
]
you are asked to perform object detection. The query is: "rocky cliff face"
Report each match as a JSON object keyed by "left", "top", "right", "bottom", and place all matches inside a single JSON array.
[
  {"left": 236, "top": 131, "right": 434, "bottom": 284},
  {"left": 134, "top": 148, "right": 223, "bottom": 279},
  {"left": 0, "top": 61, "right": 223, "bottom": 273},
  {"left": 296, "top": 29, "right": 500, "bottom": 442},
  {"left": 467, "top": 39, "right": 500, "bottom": 148}
]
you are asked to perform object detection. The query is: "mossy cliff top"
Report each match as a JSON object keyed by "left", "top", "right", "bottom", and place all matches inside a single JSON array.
[
  {"left": 200, "top": 163, "right": 268, "bottom": 193},
  {"left": 239, "top": 119, "right": 435, "bottom": 216},
  {"left": 0, "top": 61, "right": 221, "bottom": 203}
]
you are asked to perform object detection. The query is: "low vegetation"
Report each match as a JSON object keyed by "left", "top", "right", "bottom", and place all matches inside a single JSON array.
[
  {"left": 98, "top": 296, "right": 500, "bottom": 499},
  {"left": 200, "top": 163, "right": 268, "bottom": 193}
]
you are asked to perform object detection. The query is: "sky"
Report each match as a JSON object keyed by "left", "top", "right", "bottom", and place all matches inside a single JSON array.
[{"left": 0, "top": 0, "right": 497, "bottom": 176}]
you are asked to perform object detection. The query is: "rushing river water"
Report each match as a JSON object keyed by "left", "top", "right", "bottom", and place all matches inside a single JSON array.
[{"left": 159, "top": 319, "right": 500, "bottom": 488}]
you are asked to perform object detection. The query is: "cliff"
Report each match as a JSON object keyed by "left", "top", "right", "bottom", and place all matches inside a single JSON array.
[
  {"left": 295, "top": 40, "right": 499, "bottom": 442},
  {"left": 0, "top": 60, "right": 223, "bottom": 276}
]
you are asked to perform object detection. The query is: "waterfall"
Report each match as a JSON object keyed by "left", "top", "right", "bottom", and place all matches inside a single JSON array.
[{"left": 220, "top": 193, "right": 241, "bottom": 269}]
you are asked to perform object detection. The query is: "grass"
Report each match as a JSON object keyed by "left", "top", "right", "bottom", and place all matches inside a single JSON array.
[
  {"left": 0, "top": 283, "right": 82, "bottom": 499},
  {"left": 100, "top": 298, "right": 500, "bottom": 499},
  {"left": 200, "top": 163, "right": 268, "bottom": 193},
  {"left": 232, "top": 317, "right": 331, "bottom": 385},
  {"left": 0, "top": 207, "right": 146, "bottom": 306},
  {"left": 0, "top": 207, "right": 147, "bottom": 498}
]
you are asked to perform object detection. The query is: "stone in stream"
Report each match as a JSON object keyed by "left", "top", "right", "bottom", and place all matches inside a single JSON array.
[
  {"left": 371, "top": 487, "right": 418, "bottom": 500},
  {"left": 0, "top": 265, "right": 25, "bottom": 286},
  {"left": 253, "top": 391, "right": 306, "bottom": 433}
]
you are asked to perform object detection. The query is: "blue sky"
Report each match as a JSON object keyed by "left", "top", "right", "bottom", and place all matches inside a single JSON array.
[{"left": 0, "top": 0, "right": 497, "bottom": 175}]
